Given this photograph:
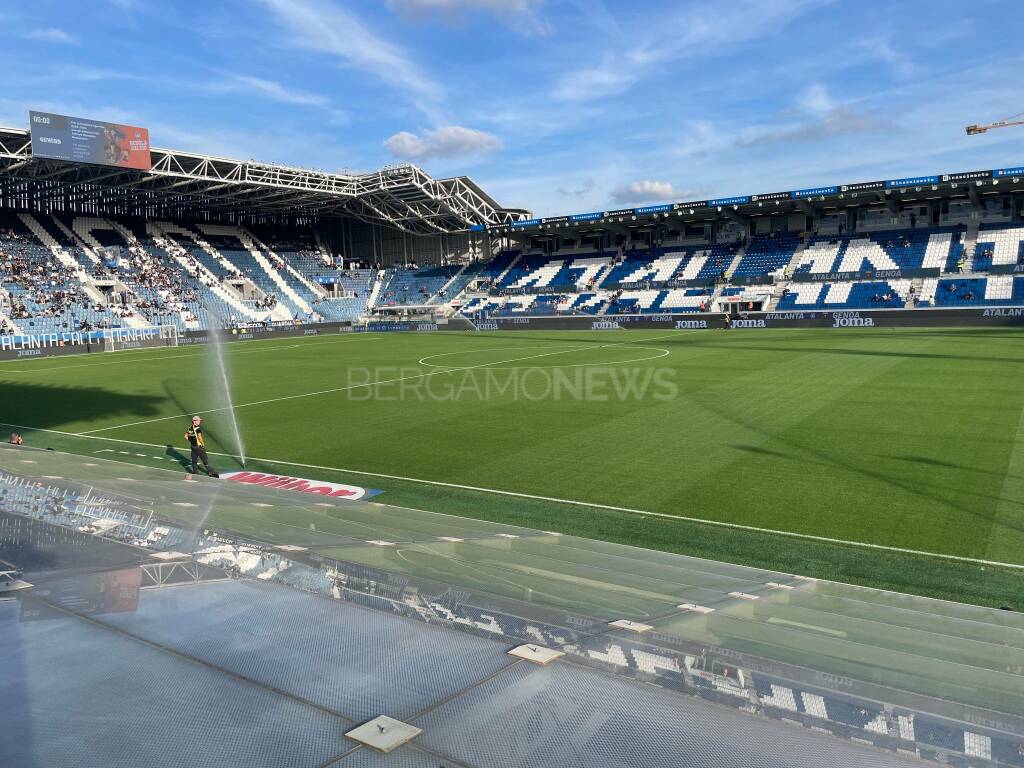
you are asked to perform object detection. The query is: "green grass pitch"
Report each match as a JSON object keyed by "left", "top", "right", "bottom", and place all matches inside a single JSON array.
[{"left": 2, "top": 326, "right": 1023, "bottom": 608}]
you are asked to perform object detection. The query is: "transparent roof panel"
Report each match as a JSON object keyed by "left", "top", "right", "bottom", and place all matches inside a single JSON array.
[{"left": 1, "top": 443, "right": 1022, "bottom": 767}]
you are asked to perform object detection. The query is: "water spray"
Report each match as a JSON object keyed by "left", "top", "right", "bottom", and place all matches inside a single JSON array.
[{"left": 205, "top": 305, "right": 246, "bottom": 469}]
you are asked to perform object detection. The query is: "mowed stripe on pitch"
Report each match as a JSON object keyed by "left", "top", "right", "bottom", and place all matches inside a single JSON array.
[
  {"left": 76, "top": 331, "right": 694, "bottom": 435},
  {"left": 0, "top": 332, "right": 385, "bottom": 373},
  {"left": 3, "top": 422, "right": 1024, "bottom": 574}
]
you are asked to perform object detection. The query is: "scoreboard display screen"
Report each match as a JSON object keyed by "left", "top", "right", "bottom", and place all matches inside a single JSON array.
[{"left": 29, "top": 110, "right": 151, "bottom": 170}]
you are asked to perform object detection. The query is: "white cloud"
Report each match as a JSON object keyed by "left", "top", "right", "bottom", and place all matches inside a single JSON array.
[
  {"left": 799, "top": 83, "right": 834, "bottom": 115},
  {"left": 25, "top": 28, "right": 77, "bottom": 45},
  {"left": 735, "top": 106, "right": 883, "bottom": 147},
  {"left": 390, "top": 0, "right": 536, "bottom": 8},
  {"left": 384, "top": 125, "right": 502, "bottom": 160},
  {"left": 256, "top": 0, "right": 442, "bottom": 114},
  {"left": 556, "top": 178, "right": 595, "bottom": 198},
  {"left": 611, "top": 179, "right": 676, "bottom": 205},
  {"left": 229, "top": 75, "right": 328, "bottom": 108},
  {"left": 553, "top": 0, "right": 820, "bottom": 102},
  {"left": 387, "top": 0, "right": 539, "bottom": 12},
  {"left": 853, "top": 35, "right": 914, "bottom": 78},
  {"left": 224, "top": 74, "right": 349, "bottom": 125},
  {"left": 386, "top": 0, "right": 550, "bottom": 34},
  {"left": 552, "top": 50, "right": 655, "bottom": 101},
  {"left": 565, "top": 0, "right": 620, "bottom": 37}
]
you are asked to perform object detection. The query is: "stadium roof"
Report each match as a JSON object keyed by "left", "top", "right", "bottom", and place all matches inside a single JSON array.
[
  {"left": 0, "top": 125, "right": 528, "bottom": 234},
  {"left": 481, "top": 165, "right": 1024, "bottom": 238}
]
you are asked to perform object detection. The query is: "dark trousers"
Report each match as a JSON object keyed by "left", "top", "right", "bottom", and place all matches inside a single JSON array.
[{"left": 190, "top": 446, "right": 211, "bottom": 473}]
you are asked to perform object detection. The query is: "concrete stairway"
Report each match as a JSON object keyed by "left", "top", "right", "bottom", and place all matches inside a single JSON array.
[
  {"left": 239, "top": 225, "right": 325, "bottom": 303},
  {"left": 147, "top": 223, "right": 274, "bottom": 322},
  {"left": 199, "top": 223, "right": 312, "bottom": 315},
  {"left": 16, "top": 212, "right": 121, "bottom": 318}
]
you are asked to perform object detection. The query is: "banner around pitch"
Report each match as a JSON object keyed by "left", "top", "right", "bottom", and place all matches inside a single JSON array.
[{"left": 221, "top": 471, "right": 383, "bottom": 500}]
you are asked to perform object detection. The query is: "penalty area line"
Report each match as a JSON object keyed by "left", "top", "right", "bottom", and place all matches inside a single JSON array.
[{"left": 5, "top": 421, "right": 1024, "bottom": 573}]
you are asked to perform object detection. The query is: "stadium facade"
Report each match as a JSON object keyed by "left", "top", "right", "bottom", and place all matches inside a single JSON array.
[{"left": 3, "top": 114, "right": 1024, "bottom": 352}]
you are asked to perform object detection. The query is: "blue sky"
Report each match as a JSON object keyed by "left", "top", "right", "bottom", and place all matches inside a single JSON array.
[{"left": 2, "top": 0, "right": 1023, "bottom": 216}]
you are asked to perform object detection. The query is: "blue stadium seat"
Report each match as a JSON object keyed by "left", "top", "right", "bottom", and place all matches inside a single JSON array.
[{"left": 732, "top": 232, "right": 799, "bottom": 277}]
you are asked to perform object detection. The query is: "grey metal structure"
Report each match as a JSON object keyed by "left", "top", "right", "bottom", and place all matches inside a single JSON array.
[{"left": 0, "top": 124, "right": 527, "bottom": 233}]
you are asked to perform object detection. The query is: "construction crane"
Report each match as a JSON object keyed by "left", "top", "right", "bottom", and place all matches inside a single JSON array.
[{"left": 966, "top": 113, "right": 1024, "bottom": 135}]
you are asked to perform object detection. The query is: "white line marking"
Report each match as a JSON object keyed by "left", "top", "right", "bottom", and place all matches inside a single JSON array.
[
  {"left": 5, "top": 421, "right": 1024, "bottom": 573},
  {"left": 766, "top": 616, "right": 848, "bottom": 638},
  {"left": 419, "top": 344, "right": 670, "bottom": 369},
  {"left": 0, "top": 334, "right": 381, "bottom": 373},
  {"left": 77, "top": 331, "right": 688, "bottom": 435}
]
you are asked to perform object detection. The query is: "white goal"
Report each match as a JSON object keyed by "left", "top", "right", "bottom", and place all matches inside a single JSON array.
[{"left": 103, "top": 325, "right": 179, "bottom": 352}]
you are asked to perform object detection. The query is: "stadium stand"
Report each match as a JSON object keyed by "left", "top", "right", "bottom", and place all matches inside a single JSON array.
[
  {"left": 931, "top": 275, "right": 1024, "bottom": 306},
  {"left": 375, "top": 264, "right": 462, "bottom": 306},
  {"left": 0, "top": 212, "right": 377, "bottom": 335},
  {"left": 776, "top": 280, "right": 912, "bottom": 310},
  {"left": 973, "top": 222, "right": 1024, "bottom": 270},
  {"left": 8, "top": 211, "right": 1024, "bottom": 331},
  {"left": 6, "top": 167, "right": 1024, "bottom": 336},
  {"left": 602, "top": 242, "right": 742, "bottom": 287},
  {"left": 449, "top": 219, "right": 1024, "bottom": 318},
  {"left": 732, "top": 232, "right": 800, "bottom": 277}
]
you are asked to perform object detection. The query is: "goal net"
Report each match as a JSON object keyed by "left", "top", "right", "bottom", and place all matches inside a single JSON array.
[{"left": 103, "top": 325, "right": 179, "bottom": 353}]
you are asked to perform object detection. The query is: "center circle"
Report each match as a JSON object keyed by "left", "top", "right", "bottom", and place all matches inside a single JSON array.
[{"left": 418, "top": 344, "right": 670, "bottom": 370}]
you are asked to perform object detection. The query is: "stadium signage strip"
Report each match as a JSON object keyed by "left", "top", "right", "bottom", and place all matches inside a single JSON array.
[
  {"left": 791, "top": 186, "right": 838, "bottom": 198},
  {"left": 479, "top": 164, "right": 1023, "bottom": 233},
  {"left": 0, "top": 326, "right": 168, "bottom": 351},
  {"left": 220, "top": 471, "right": 382, "bottom": 500},
  {"left": 942, "top": 171, "right": 990, "bottom": 182},
  {"left": 885, "top": 175, "right": 939, "bottom": 188},
  {"left": 841, "top": 181, "right": 884, "bottom": 192}
]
